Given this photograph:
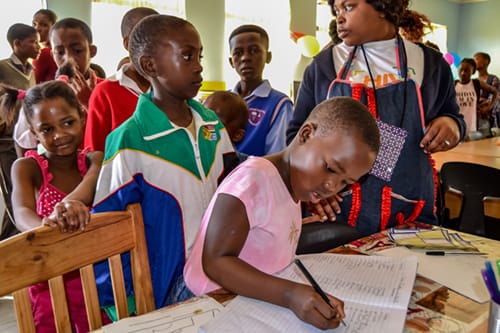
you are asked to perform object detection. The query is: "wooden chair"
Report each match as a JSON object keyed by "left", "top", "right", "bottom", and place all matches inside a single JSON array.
[
  {"left": 483, "top": 196, "right": 500, "bottom": 241},
  {"left": 0, "top": 203, "right": 155, "bottom": 332},
  {"left": 439, "top": 162, "right": 500, "bottom": 240}
]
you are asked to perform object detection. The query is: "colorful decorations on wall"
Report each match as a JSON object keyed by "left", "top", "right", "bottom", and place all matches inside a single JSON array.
[{"left": 444, "top": 52, "right": 461, "bottom": 67}]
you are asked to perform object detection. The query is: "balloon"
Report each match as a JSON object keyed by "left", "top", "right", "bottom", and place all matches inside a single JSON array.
[
  {"left": 443, "top": 52, "right": 454, "bottom": 66},
  {"left": 451, "top": 52, "right": 461, "bottom": 67},
  {"left": 297, "top": 35, "right": 320, "bottom": 58}
]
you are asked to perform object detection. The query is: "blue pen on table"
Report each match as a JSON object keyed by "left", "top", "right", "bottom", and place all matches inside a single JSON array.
[
  {"left": 481, "top": 262, "right": 500, "bottom": 304},
  {"left": 294, "top": 259, "right": 347, "bottom": 327}
]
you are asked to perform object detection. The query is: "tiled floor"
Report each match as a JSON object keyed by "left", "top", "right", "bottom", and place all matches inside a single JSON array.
[{"left": 0, "top": 296, "right": 18, "bottom": 333}]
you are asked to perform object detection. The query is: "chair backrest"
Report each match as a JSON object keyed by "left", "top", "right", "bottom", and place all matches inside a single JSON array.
[
  {"left": 0, "top": 203, "right": 155, "bottom": 333},
  {"left": 483, "top": 196, "right": 500, "bottom": 241},
  {"left": 439, "top": 162, "right": 500, "bottom": 239}
]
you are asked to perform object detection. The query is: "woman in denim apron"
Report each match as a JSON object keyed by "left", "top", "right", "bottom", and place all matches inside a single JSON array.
[{"left": 287, "top": 0, "right": 466, "bottom": 236}]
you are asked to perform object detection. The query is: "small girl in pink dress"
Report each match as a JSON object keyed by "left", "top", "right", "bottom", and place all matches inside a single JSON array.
[{"left": 2, "top": 80, "right": 104, "bottom": 332}]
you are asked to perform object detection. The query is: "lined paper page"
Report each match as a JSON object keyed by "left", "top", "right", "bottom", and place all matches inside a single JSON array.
[
  {"left": 200, "top": 254, "right": 417, "bottom": 333},
  {"left": 200, "top": 295, "right": 346, "bottom": 333},
  {"left": 278, "top": 254, "right": 418, "bottom": 309}
]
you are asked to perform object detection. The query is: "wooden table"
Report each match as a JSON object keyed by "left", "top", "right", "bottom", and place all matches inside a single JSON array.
[
  {"left": 329, "top": 222, "right": 500, "bottom": 333},
  {"left": 432, "top": 137, "right": 500, "bottom": 170},
  {"left": 97, "top": 223, "right": 499, "bottom": 333}
]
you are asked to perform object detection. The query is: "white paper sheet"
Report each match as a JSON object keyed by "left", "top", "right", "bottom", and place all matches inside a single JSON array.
[
  {"left": 377, "top": 246, "right": 489, "bottom": 303},
  {"left": 102, "top": 296, "right": 225, "bottom": 333},
  {"left": 200, "top": 253, "right": 418, "bottom": 333}
]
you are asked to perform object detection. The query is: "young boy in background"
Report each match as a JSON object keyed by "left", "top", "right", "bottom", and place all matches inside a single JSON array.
[
  {"left": 84, "top": 7, "right": 158, "bottom": 152},
  {"left": 0, "top": 23, "right": 40, "bottom": 90},
  {"left": 228, "top": 24, "right": 293, "bottom": 156},
  {"left": 13, "top": 17, "right": 102, "bottom": 156},
  {"left": 92, "top": 14, "right": 235, "bottom": 319}
]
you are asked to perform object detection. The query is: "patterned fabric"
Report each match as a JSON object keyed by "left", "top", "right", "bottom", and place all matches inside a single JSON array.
[
  {"left": 184, "top": 156, "right": 301, "bottom": 295},
  {"left": 370, "top": 120, "right": 408, "bottom": 182}
]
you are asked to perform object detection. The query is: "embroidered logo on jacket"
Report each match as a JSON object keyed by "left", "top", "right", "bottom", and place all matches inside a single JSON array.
[
  {"left": 202, "top": 125, "right": 218, "bottom": 141},
  {"left": 248, "top": 108, "right": 265, "bottom": 126}
]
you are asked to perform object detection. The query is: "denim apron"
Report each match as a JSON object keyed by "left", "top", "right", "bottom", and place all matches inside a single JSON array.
[{"left": 327, "top": 37, "right": 438, "bottom": 235}]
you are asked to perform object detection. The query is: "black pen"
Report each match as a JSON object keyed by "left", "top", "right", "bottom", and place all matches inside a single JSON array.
[
  {"left": 294, "top": 259, "right": 347, "bottom": 327},
  {"left": 425, "top": 251, "right": 487, "bottom": 256}
]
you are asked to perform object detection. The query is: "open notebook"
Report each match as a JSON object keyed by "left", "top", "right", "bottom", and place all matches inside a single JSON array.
[{"left": 200, "top": 253, "right": 418, "bottom": 333}]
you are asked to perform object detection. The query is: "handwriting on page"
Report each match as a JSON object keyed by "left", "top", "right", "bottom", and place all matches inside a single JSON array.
[
  {"left": 102, "top": 296, "right": 224, "bottom": 333},
  {"left": 277, "top": 254, "right": 417, "bottom": 309},
  {"left": 201, "top": 254, "right": 417, "bottom": 333}
]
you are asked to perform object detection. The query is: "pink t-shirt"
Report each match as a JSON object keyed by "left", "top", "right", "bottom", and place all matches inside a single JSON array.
[{"left": 184, "top": 156, "right": 302, "bottom": 295}]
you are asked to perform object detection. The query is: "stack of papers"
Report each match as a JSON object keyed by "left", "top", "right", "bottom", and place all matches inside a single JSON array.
[{"left": 388, "top": 228, "right": 480, "bottom": 252}]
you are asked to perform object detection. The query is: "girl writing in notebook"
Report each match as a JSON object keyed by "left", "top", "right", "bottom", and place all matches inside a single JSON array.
[{"left": 185, "top": 97, "right": 380, "bottom": 330}]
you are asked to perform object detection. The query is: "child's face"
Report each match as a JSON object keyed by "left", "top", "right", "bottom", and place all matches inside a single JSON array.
[
  {"left": 147, "top": 25, "right": 203, "bottom": 100},
  {"left": 29, "top": 97, "right": 84, "bottom": 156},
  {"left": 458, "top": 63, "right": 474, "bottom": 84},
  {"left": 32, "top": 13, "right": 52, "bottom": 44},
  {"left": 333, "top": 0, "right": 392, "bottom": 46},
  {"left": 290, "top": 125, "right": 376, "bottom": 203},
  {"left": 16, "top": 33, "right": 41, "bottom": 60},
  {"left": 229, "top": 32, "right": 270, "bottom": 83},
  {"left": 50, "top": 27, "right": 96, "bottom": 78}
]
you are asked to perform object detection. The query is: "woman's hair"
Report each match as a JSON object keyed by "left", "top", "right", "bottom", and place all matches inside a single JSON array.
[
  {"left": 366, "top": 0, "right": 411, "bottom": 27},
  {"left": 0, "top": 81, "right": 82, "bottom": 129},
  {"left": 328, "top": 18, "right": 342, "bottom": 45},
  {"left": 34, "top": 9, "right": 58, "bottom": 24},
  {"left": 328, "top": 0, "right": 411, "bottom": 28},
  {"left": 399, "top": 10, "right": 432, "bottom": 42}
]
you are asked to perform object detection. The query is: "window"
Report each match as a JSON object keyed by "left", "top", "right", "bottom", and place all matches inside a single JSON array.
[
  {"left": 0, "top": 0, "right": 43, "bottom": 59},
  {"left": 91, "top": 0, "right": 185, "bottom": 76},
  {"left": 224, "top": 0, "right": 296, "bottom": 96}
]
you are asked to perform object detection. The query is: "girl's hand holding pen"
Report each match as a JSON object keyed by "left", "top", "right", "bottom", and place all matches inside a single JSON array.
[{"left": 287, "top": 283, "right": 345, "bottom": 330}]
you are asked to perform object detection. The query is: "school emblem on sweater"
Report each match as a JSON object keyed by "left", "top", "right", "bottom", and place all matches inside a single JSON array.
[
  {"left": 248, "top": 108, "right": 265, "bottom": 126},
  {"left": 202, "top": 125, "right": 217, "bottom": 141}
]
